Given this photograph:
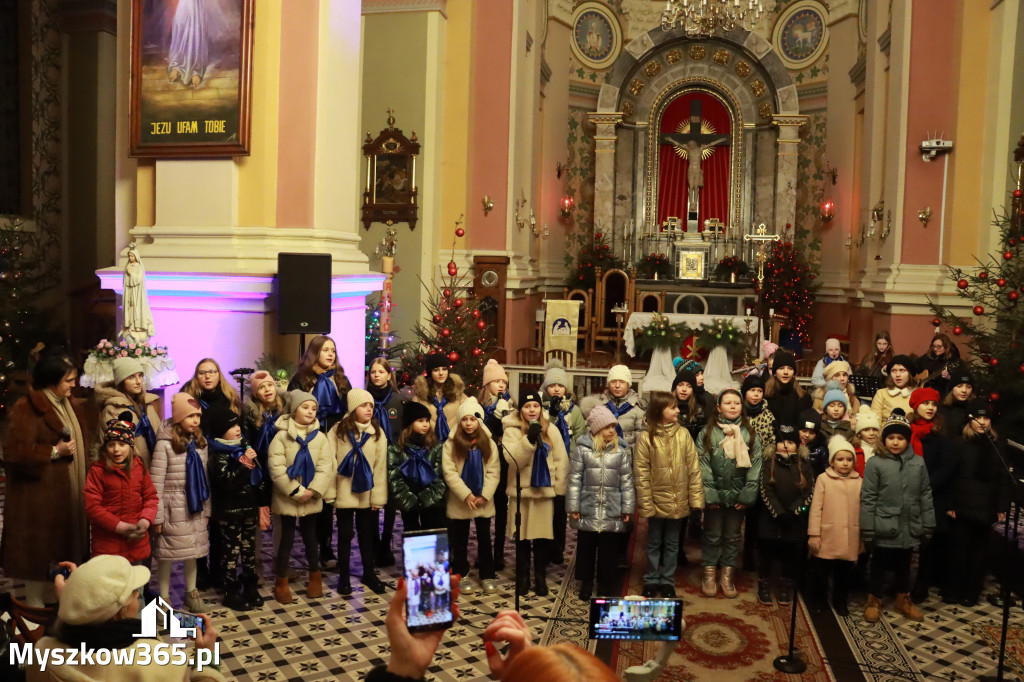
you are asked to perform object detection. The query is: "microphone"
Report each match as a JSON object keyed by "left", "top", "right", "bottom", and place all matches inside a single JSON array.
[{"left": 61, "top": 427, "right": 72, "bottom": 442}]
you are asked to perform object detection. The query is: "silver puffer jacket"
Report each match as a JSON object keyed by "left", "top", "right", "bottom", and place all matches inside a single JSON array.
[{"left": 566, "top": 432, "right": 636, "bottom": 533}]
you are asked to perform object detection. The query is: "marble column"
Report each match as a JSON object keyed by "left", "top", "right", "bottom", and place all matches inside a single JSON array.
[
  {"left": 771, "top": 115, "right": 807, "bottom": 231},
  {"left": 587, "top": 112, "right": 623, "bottom": 236}
]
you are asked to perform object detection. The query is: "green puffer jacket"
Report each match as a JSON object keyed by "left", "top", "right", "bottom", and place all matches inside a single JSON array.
[
  {"left": 697, "top": 420, "right": 763, "bottom": 508},
  {"left": 860, "top": 448, "right": 935, "bottom": 549},
  {"left": 386, "top": 442, "right": 447, "bottom": 513}
]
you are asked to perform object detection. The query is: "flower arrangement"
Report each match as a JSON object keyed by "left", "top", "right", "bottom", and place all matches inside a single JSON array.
[
  {"left": 90, "top": 338, "right": 169, "bottom": 360},
  {"left": 637, "top": 252, "right": 673, "bottom": 279},
  {"left": 694, "top": 318, "right": 747, "bottom": 354},
  {"left": 713, "top": 255, "right": 750, "bottom": 281},
  {"left": 633, "top": 312, "right": 691, "bottom": 354}
]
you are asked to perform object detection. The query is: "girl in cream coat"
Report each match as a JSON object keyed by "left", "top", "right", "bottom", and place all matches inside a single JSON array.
[
  {"left": 501, "top": 391, "right": 569, "bottom": 597},
  {"left": 442, "top": 398, "right": 500, "bottom": 593},
  {"left": 268, "top": 391, "right": 334, "bottom": 603},
  {"left": 329, "top": 388, "right": 389, "bottom": 596}
]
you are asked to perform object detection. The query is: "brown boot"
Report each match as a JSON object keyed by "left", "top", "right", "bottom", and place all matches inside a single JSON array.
[
  {"left": 701, "top": 567, "right": 718, "bottom": 597},
  {"left": 864, "top": 594, "right": 881, "bottom": 623},
  {"left": 307, "top": 571, "right": 323, "bottom": 599},
  {"left": 719, "top": 566, "right": 738, "bottom": 598},
  {"left": 274, "top": 577, "right": 293, "bottom": 604},
  {"left": 894, "top": 593, "right": 924, "bottom": 621}
]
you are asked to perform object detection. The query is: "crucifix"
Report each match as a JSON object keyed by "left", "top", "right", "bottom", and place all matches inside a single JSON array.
[
  {"left": 659, "top": 99, "right": 729, "bottom": 230},
  {"left": 744, "top": 223, "right": 781, "bottom": 285}
]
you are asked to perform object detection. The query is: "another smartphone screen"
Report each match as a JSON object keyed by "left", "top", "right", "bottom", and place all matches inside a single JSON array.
[
  {"left": 402, "top": 529, "right": 452, "bottom": 633},
  {"left": 589, "top": 598, "right": 684, "bottom": 641},
  {"left": 172, "top": 610, "right": 206, "bottom": 636}
]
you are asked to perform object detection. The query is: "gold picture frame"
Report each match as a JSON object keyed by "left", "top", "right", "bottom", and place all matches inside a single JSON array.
[{"left": 677, "top": 250, "right": 708, "bottom": 280}]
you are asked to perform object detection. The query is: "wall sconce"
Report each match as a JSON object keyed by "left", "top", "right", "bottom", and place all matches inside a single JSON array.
[
  {"left": 917, "top": 206, "right": 933, "bottom": 228},
  {"left": 514, "top": 192, "right": 528, "bottom": 230},
  {"left": 880, "top": 210, "right": 892, "bottom": 240},
  {"left": 818, "top": 198, "right": 835, "bottom": 223},
  {"left": 559, "top": 194, "right": 575, "bottom": 220},
  {"left": 481, "top": 195, "right": 494, "bottom": 216}
]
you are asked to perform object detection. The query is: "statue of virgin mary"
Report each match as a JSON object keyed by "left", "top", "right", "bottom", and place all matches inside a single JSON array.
[{"left": 121, "top": 245, "right": 155, "bottom": 343}]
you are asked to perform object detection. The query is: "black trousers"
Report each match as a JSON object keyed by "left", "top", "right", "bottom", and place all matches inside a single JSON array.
[
  {"left": 449, "top": 517, "right": 495, "bottom": 580},
  {"left": 316, "top": 505, "right": 335, "bottom": 555},
  {"left": 576, "top": 530, "right": 622, "bottom": 594},
  {"left": 218, "top": 515, "right": 259, "bottom": 587},
  {"left": 401, "top": 508, "right": 447, "bottom": 534},
  {"left": 337, "top": 508, "right": 378, "bottom": 579},
  {"left": 276, "top": 515, "right": 319, "bottom": 575},
  {"left": 757, "top": 539, "right": 802, "bottom": 582},
  {"left": 914, "top": 531, "right": 948, "bottom": 590},
  {"left": 552, "top": 495, "right": 567, "bottom": 559},
  {"left": 516, "top": 539, "right": 548, "bottom": 584},
  {"left": 946, "top": 518, "right": 990, "bottom": 600},
  {"left": 379, "top": 503, "right": 398, "bottom": 553},
  {"left": 868, "top": 546, "right": 912, "bottom": 595},
  {"left": 494, "top": 456, "right": 509, "bottom": 562},
  {"left": 810, "top": 557, "right": 854, "bottom": 604}
]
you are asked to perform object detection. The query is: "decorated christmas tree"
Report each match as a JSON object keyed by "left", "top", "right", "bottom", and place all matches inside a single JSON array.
[
  {"left": 929, "top": 134, "right": 1024, "bottom": 437},
  {"left": 0, "top": 216, "right": 48, "bottom": 412},
  {"left": 564, "top": 225, "right": 624, "bottom": 289},
  {"left": 396, "top": 218, "right": 492, "bottom": 392},
  {"left": 754, "top": 226, "right": 819, "bottom": 351}
]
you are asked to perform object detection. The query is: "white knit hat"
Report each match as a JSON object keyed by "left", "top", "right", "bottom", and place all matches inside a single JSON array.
[
  {"left": 827, "top": 435, "right": 856, "bottom": 463},
  {"left": 541, "top": 359, "right": 569, "bottom": 392},
  {"left": 454, "top": 397, "right": 491, "bottom": 437},
  {"left": 607, "top": 364, "right": 631, "bottom": 385},
  {"left": 854, "top": 405, "right": 880, "bottom": 433},
  {"left": 346, "top": 388, "right": 374, "bottom": 413},
  {"left": 59, "top": 555, "right": 150, "bottom": 625},
  {"left": 112, "top": 356, "right": 144, "bottom": 386}
]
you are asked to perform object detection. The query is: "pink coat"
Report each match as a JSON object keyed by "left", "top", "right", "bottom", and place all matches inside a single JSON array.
[{"left": 807, "top": 467, "right": 863, "bottom": 562}]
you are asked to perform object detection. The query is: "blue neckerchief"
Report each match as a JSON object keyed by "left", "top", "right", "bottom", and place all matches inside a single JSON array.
[
  {"left": 483, "top": 392, "right": 511, "bottom": 421},
  {"left": 823, "top": 353, "right": 845, "bottom": 367},
  {"left": 197, "top": 398, "right": 210, "bottom": 411},
  {"left": 605, "top": 399, "right": 632, "bottom": 439},
  {"left": 209, "top": 438, "right": 264, "bottom": 486},
  {"left": 132, "top": 406, "right": 157, "bottom": 453},
  {"left": 338, "top": 430, "right": 374, "bottom": 494},
  {"left": 530, "top": 440, "right": 552, "bottom": 488},
  {"left": 431, "top": 396, "right": 450, "bottom": 442},
  {"left": 184, "top": 439, "right": 210, "bottom": 515},
  {"left": 312, "top": 370, "right": 341, "bottom": 425},
  {"left": 553, "top": 401, "right": 573, "bottom": 454},
  {"left": 399, "top": 444, "right": 436, "bottom": 491},
  {"left": 253, "top": 413, "right": 278, "bottom": 461},
  {"left": 286, "top": 431, "right": 319, "bottom": 488},
  {"left": 461, "top": 447, "right": 485, "bottom": 496},
  {"left": 373, "top": 391, "right": 394, "bottom": 444}
]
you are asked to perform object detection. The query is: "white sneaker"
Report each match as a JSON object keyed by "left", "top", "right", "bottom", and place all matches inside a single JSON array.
[{"left": 482, "top": 579, "right": 498, "bottom": 593}]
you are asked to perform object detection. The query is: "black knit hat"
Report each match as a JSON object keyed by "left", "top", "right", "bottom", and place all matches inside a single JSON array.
[
  {"left": 798, "top": 408, "right": 821, "bottom": 432},
  {"left": 772, "top": 350, "right": 796, "bottom": 374},
  {"left": 950, "top": 369, "right": 974, "bottom": 388},
  {"left": 775, "top": 423, "right": 800, "bottom": 445},
  {"left": 206, "top": 404, "right": 240, "bottom": 438},
  {"left": 672, "top": 368, "right": 698, "bottom": 394},
  {"left": 741, "top": 372, "right": 765, "bottom": 397},
  {"left": 402, "top": 400, "right": 432, "bottom": 429},
  {"left": 519, "top": 391, "right": 543, "bottom": 408},
  {"left": 881, "top": 407, "right": 913, "bottom": 440},
  {"left": 424, "top": 353, "right": 451, "bottom": 374},
  {"left": 967, "top": 398, "right": 991, "bottom": 419},
  {"left": 103, "top": 410, "right": 136, "bottom": 447},
  {"left": 888, "top": 354, "right": 917, "bottom": 375}
]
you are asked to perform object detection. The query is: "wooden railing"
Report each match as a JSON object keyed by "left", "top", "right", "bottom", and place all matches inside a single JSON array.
[{"left": 503, "top": 364, "right": 647, "bottom": 402}]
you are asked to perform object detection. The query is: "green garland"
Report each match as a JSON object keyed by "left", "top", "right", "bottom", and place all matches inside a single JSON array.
[
  {"left": 633, "top": 313, "right": 691, "bottom": 355},
  {"left": 695, "top": 318, "right": 747, "bottom": 354}
]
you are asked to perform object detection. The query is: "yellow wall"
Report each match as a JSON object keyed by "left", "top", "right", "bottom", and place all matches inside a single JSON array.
[{"left": 441, "top": 0, "right": 472, "bottom": 250}]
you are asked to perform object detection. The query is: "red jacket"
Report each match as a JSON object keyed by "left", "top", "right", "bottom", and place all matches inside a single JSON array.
[{"left": 84, "top": 457, "right": 159, "bottom": 563}]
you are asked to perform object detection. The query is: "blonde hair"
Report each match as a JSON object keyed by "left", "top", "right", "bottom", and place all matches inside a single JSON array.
[{"left": 182, "top": 358, "right": 241, "bottom": 413}]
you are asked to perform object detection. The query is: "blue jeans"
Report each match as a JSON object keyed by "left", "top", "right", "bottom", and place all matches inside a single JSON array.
[
  {"left": 702, "top": 507, "right": 745, "bottom": 568},
  {"left": 644, "top": 517, "right": 684, "bottom": 585}
]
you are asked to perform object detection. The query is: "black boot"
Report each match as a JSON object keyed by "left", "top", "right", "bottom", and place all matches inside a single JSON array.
[
  {"left": 242, "top": 575, "right": 264, "bottom": 608},
  {"left": 533, "top": 541, "right": 549, "bottom": 597},
  {"left": 337, "top": 551, "right": 352, "bottom": 596},
  {"left": 222, "top": 579, "right": 250, "bottom": 611},
  {"left": 493, "top": 541, "right": 506, "bottom": 571},
  {"left": 757, "top": 579, "right": 772, "bottom": 604},
  {"left": 515, "top": 541, "right": 531, "bottom": 595}
]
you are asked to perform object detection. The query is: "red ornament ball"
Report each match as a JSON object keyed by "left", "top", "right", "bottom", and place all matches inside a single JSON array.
[
  {"left": 1020, "top": 363, "right": 1024, "bottom": 373},
  {"left": 477, "top": 337, "right": 486, "bottom": 345},
  {"left": 471, "top": 309, "right": 481, "bottom": 319},
  {"left": 1011, "top": 238, "right": 1019, "bottom": 246},
  {"left": 979, "top": 271, "right": 989, "bottom": 280},
  {"left": 952, "top": 326, "right": 962, "bottom": 336},
  {"left": 957, "top": 279, "right": 969, "bottom": 289},
  {"left": 453, "top": 298, "right": 463, "bottom": 308},
  {"left": 476, "top": 320, "right": 486, "bottom": 330},
  {"left": 402, "top": 373, "right": 410, "bottom": 382},
  {"left": 447, "top": 262, "right": 458, "bottom": 276},
  {"left": 433, "top": 314, "right": 442, "bottom": 323},
  {"left": 974, "top": 305, "right": 985, "bottom": 315},
  {"left": 931, "top": 317, "right": 942, "bottom": 327},
  {"left": 455, "top": 227, "right": 465, "bottom": 238},
  {"left": 1011, "top": 291, "right": 1020, "bottom": 301},
  {"left": 990, "top": 392, "right": 1000, "bottom": 402},
  {"left": 998, "top": 278, "right": 1008, "bottom": 287},
  {"left": 595, "top": 232, "right": 603, "bottom": 239},
  {"left": 440, "top": 328, "right": 451, "bottom": 337},
  {"left": 455, "top": 315, "right": 462, "bottom": 322},
  {"left": 1005, "top": 251, "right": 1014, "bottom": 260},
  {"left": 448, "top": 351, "right": 460, "bottom": 363},
  {"left": 990, "top": 357, "right": 999, "bottom": 367},
  {"left": 443, "top": 288, "right": 451, "bottom": 298},
  {"left": 1015, "top": 189, "right": 1024, "bottom": 198},
  {"left": 472, "top": 347, "right": 482, "bottom": 357}
]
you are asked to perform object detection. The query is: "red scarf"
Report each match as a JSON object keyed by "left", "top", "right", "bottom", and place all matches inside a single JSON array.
[{"left": 909, "top": 417, "right": 933, "bottom": 456}]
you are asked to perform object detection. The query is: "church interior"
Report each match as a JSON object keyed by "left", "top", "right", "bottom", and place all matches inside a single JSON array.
[{"left": 3, "top": 0, "right": 1024, "bottom": 680}]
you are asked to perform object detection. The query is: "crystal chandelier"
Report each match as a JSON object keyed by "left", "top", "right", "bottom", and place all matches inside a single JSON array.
[{"left": 660, "top": 0, "right": 765, "bottom": 36}]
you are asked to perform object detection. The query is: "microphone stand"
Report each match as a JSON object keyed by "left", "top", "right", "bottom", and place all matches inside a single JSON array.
[
  {"left": 979, "top": 435, "right": 1023, "bottom": 682},
  {"left": 773, "top": 533, "right": 808, "bottom": 674}
]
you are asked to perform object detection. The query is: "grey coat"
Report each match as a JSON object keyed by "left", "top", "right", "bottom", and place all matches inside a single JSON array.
[
  {"left": 150, "top": 421, "right": 210, "bottom": 561},
  {"left": 580, "top": 390, "right": 647, "bottom": 448},
  {"left": 860, "top": 449, "right": 935, "bottom": 549},
  {"left": 566, "top": 432, "right": 635, "bottom": 533}
]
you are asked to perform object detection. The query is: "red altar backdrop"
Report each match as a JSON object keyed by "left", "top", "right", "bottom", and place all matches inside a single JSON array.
[{"left": 656, "top": 92, "right": 731, "bottom": 232}]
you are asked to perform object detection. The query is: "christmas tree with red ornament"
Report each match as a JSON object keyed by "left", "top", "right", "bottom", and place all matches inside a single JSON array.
[
  {"left": 929, "top": 133, "right": 1024, "bottom": 437},
  {"left": 753, "top": 224, "right": 820, "bottom": 350},
  {"left": 564, "top": 226, "right": 623, "bottom": 289},
  {"left": 396, "top": 217, "right": 491, "bottom": 392}
]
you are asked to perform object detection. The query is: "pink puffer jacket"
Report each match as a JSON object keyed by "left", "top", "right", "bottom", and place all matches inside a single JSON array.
[{"left": 150, "top": 421, "right": 210, "bottom": 561}]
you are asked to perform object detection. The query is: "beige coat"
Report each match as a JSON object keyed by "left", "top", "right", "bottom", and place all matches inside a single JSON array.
[
  {"left": 268, "top": 415, "right": 333, "bottom": 517},
  {"left": 93, "top": 384, "right": 162, "bottom": 468},
  {"left": 633, "top": 422, "right": 704, "bottom": 519},
  {"left": 501, "top": 414, "right": 569, "bottom": 540},
  {"left": 328, "top": 420, "right": 388, "bottom": 509},
  {"left": 870, "top": 387, "right": 912, "bottom": 421},
  {"left": 442, "top": 438, "right": 500, "bottom": 519},
  {"left": 807, "top": 467, "right": 863, "bottom": 561},
  {"left": 413, "top": 373, "right": 465, "bottom": 434}
]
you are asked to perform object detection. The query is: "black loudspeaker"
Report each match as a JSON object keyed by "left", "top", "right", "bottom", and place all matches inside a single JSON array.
[{"left": 277, "top": 253, "right": 331, "bottom": 334}]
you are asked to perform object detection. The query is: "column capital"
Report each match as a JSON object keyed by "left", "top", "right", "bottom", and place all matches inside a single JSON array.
[
  {"left": 587, "top": 112, "right": 624, "bottom": 127},
  {"left": 770, "top": 114, "right": 809, "bottom": 130}
]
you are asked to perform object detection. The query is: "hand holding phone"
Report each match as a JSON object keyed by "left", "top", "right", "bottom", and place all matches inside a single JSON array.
[
  {"left": 402, "top": 529, "right": 453, "bottom": 633},
  {"left": 383, "top": 573, "right": 460, "bottom": 679},
  {"left": 173, "top": 610, "right": 207, "bottom": 637}
]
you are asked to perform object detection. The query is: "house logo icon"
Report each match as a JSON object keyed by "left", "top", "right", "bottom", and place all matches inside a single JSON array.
[{"left": 133, "top": 596, "right": 197, "bottom": 638}]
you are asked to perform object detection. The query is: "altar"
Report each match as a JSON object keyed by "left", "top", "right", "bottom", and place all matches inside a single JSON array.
[{"left": 624, "top": 312, "right": 765, "bottom": 395}]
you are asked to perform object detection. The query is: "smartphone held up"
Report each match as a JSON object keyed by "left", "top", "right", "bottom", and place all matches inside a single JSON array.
[{"left": 402, "top": 529, "right": 453, "bottom": 633}]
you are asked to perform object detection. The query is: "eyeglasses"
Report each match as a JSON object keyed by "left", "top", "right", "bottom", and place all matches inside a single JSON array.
[{"left": 197, "top": 369, "right": 218, "bottom": 377}]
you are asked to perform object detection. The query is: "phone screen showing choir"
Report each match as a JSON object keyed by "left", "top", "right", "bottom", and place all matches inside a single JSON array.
[
  {"left": 589, "top": 599, "right": 684, "bottom": 641},
  {"left": 403, "top": 530, "right": 453, "bottom": 632}
]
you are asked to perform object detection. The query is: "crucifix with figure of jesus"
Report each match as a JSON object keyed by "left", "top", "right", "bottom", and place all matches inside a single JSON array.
[{"left": 658, "top": 99, "right": 729, "bottom": 219}]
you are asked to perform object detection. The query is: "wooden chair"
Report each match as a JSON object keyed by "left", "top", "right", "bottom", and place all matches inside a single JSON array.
[
  {"left": 514, "top": 347, "right": 543, "bottom": 366},
  {"left": 585, "top": 350, "right": 614, "bottom": 369},
  {"left": 564, "top": 288, "right": 593, "bottom": 353},
  {"left": 635, "top": 290, "right": 665, "bottom": 313},
  {"left": 488, "top": 346, "right": 507, "bottom": 364},
  {"left": 590, "top": 267, "right": 635, "bottom": 353},
  {"left": 545, "top": 348, "right": 575, "bottom": 368},
  {"left": 0, "top": 592, "right": 56, "bottom": 645},
  {"left": 795, "top": 359, "right": 816, "bottom": 377}
]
